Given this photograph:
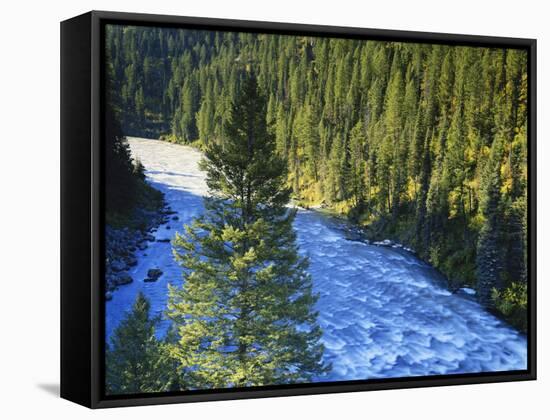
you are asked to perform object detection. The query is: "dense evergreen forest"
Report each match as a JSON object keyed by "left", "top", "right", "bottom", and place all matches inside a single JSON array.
[{"left": 105, "top": 25, "right": 528, "bottom": 330}]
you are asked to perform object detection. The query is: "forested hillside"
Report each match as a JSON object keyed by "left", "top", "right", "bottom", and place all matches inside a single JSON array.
[{"left": 105, "top": 25, "right": 528, "bottom": 330}]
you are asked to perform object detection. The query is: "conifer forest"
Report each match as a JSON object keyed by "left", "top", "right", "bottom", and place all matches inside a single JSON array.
[{"left": 103, "top": 24, "right": 529, "bottom": 395}]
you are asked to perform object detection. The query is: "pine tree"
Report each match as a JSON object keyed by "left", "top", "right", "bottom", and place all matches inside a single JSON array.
[
  {"left": 295, "top": 102, "right": 319, "bottom": 183},
  {"left": 106, "top": 293, "right": 172, "bottom": 394},
  {"left": 274, "top": 102, "right": 288, "bottom": 157},
  {"left": 384, "top": 54, "right": 406, "bottom": 217},
  {"left": 476, "top": 134, "right": 505, "bottom": 307},
  {"left": 135, "top": 85, "right": 145, "bottom": 124},
  {"left": 348, "top": 120, "right": 367, "bottom": 210},
  {"left": 197, "top": 79, "right": 215, "bottom": 145},
  {"left": 168, "top": 72, "right": 328, "bottom": 388},
  {"left": 176, "top": 77, "right": 199, "bottom": 141},
  {"left": 326, "top": 133, "right": 346, "bottom": 203}
]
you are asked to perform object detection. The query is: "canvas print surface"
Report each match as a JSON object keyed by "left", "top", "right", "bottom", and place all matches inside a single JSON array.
[{"left": 103, "top": 23, "right": 529, "bottom": 396}]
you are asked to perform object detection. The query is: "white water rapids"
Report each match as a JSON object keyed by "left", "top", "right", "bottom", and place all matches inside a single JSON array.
[{"left": 106, "top": 137, "right": 527, "bottom": 382}]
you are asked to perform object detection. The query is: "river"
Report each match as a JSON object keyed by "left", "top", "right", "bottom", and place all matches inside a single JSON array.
[{"left": 106, "top": 137, "right": 527, "bottom": 382}]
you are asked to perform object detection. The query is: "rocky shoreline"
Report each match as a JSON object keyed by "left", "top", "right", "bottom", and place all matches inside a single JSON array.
[
  {"left": 306, "top": 207, "right": 478, "bottom": 299},
  {"left": 105, "top": 202, "right": 176, "bottom": 300}
]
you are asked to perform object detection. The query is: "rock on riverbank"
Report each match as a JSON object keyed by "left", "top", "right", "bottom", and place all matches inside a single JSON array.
[{"left": 105, "top": 204, "right": 175, "bottom": 295}]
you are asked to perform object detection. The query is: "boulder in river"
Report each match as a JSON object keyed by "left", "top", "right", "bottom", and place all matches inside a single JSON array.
[
  {"left": 456, "top": 287, "right": 477, "bottom": 300},
  {"left": 373, "top": 239, "right": 395, "bottom": 247},
  {"left": 113, "top": 273, "right": 133, "bottom": 286},
  {"left": 105, "top": 275, "right": 117, "bottom": 291},
  {"left": 144, "top": 268, "right": 163, "bottom": 282},
  {"left": 124, "top": 255, "right": 138, "bottom": 267},
  {"left": 110, "top": 259, "right": 126, "bottom": 272}
]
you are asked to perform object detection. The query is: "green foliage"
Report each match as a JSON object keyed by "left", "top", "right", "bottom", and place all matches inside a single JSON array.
[
  {"left": 492, "top": 283, "right": 528, "bottom": 333},
  {"left": 476, "top": 134, "right": 505, "bottom": 306},
  {"left": 348, "top": 120, "right": 367, "bottom": 212},
  {"left": 167, "top": 73, "right": 328, "bottom": 388},
  {"left": 106, "top": 293, "right": 176, "bottom": 394},
  {"left": 106, "top": 26, "right": 528, "bottom": 324}
]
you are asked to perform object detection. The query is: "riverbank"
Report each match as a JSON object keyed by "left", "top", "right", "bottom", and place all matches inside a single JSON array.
[
  {"left": 298, "top": 202, "right": 529, "bottom": 332},
  {"left": 300, "top": 204, "right": 471, "bottom": 292},
  {"left": 105, "top": 202, "right": 181, "bottom": 300}
]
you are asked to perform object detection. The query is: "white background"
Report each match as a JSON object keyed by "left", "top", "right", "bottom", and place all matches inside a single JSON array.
[{"left": 0, "top": 0, "right": 547, "bottom": 418}]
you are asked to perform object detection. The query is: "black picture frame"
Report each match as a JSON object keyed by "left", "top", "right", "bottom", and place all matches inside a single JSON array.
[{"left": 61, "top": 10, "right": 537, "bottom": 409}]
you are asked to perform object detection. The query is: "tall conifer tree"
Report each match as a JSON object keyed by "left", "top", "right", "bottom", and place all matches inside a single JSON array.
[{"left": 168, "top": 72, "right": 328, "bottom": 388}]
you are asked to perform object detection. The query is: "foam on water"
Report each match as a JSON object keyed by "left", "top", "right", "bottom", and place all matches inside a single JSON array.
[{"left": 106, "top": 137, "right": 527, "bottom": 382}]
